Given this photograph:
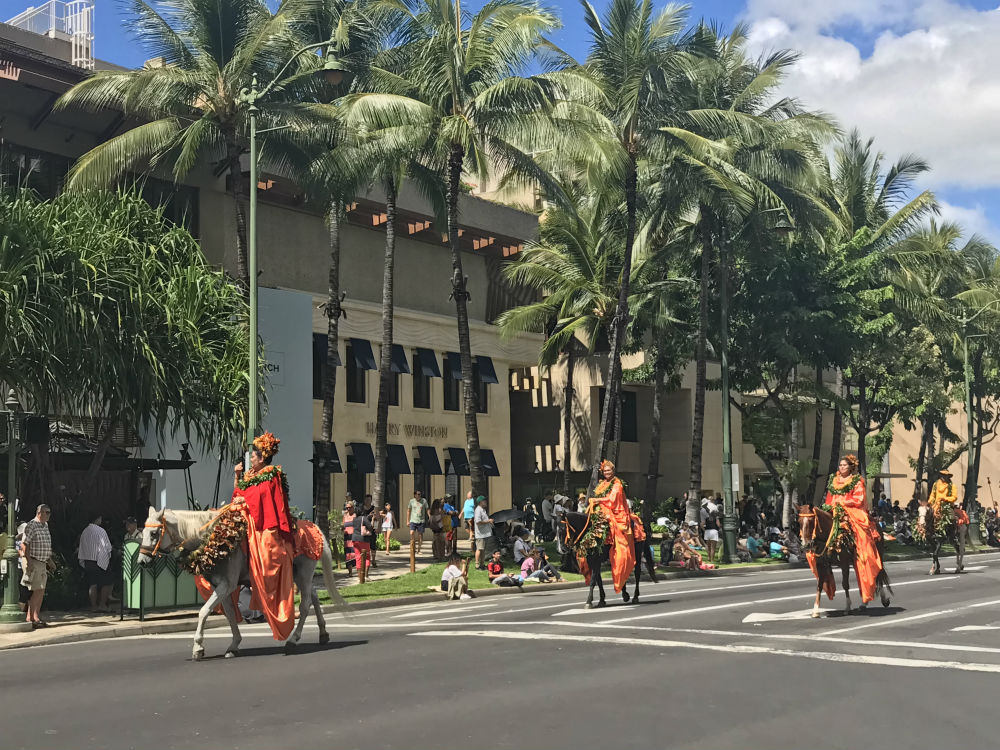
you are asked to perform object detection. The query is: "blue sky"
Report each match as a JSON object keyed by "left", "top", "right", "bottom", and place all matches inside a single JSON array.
[{"left": 81, "top": 0, "right": 1000, "bottom": 243}]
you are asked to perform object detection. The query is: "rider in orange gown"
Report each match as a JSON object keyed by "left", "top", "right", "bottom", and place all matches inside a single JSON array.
[
  {"left": 588, "top": 460, "right": 635, "bottom": 593},
  {"left": 232, "top": 432, "right": 296, "bottom": 641},
  {"left": 823, "top": 454, "right": 883, "bottom": 604}
]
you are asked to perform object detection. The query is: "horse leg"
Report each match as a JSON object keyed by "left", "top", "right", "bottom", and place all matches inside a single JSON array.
[
  {"left": 285, "top": 564, "right": 312, "bottom": 652},
  {"left": 812, "top": 577, "right": 822, "bottom": 618},
  {"left": 593, "top": 556, "right": 607, "bottom": 607},
  {"left": 631, "top": 559, "right": 641, "bottom": 604},
  {"left": 931, "top": 539, "right": 941, "bottom": 575},
  {"left": 842, "top": 561, "right": 852, "bottom": 614},
  {"left": 312, "top": 589, "right": 330, "bottom": 645},
  {"left": 585, "top": 556, "right": 597, "bottom": 609},
  {"left": 956, "top": 526, "right": 966, "bottom": 573},
  {"left": 192, "top": 589, "right": 220, "bottom": 661},
  {"left": 218, "top": 590, "right": 242, "bottom": 658}
]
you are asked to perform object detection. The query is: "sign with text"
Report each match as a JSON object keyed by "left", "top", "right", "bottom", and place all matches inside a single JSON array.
[{"left": 365, "top": 422, "right": 448, "bottom": 440}]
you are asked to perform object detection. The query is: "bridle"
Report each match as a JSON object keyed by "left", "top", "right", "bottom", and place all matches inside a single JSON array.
[
  {"left": 798, "top": 507, "right": 833, "bottom": 557},
  {"left": 140, "top": 516, "right": 178, "bottom": 558}
]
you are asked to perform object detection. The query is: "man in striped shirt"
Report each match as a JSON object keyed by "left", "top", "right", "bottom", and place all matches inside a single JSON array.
[
  {"left": 20, "top": 504, "right": 52, "bottom": 629},
  {"left": 78, "top": 515, "right": 114, "bottom": 612}
]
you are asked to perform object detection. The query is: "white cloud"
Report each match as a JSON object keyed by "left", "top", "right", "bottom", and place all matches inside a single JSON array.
[
  {"left": 936, "top": 199, "right": 998, "bottom": 239},
  {"left": 742, "top": 1, "right": 1000, "bottom": 191}
]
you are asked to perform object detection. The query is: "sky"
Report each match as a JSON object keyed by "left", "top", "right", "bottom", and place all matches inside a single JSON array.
[{"left": 39, "top": 0, "right": 1000, "bottom": 243}]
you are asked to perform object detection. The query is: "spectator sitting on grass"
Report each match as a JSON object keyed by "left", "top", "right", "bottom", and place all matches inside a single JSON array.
[
  {"left": 513, "top": 526, "right": 533, "bottom": 564},
  {"left": 745, "top": 530, "right": 766, "bottom": 559},
  {"left": 520, "top": 548, "right": 554, "bottom": 583},
  {"left": 536, "top": 546, "right": 565, "bottom": 581},
  {"left": 441, "top": 553, "right": 472, "bottom": 600},
  {"left": 486, "top": 549, "right": 522, "bottom": 588},
  {"left": 769, "top": 533, "right": 788, "bottom": 560}
]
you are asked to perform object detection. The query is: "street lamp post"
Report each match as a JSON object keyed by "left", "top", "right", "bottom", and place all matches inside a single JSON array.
[
  {"left": 0, "top": 390, "right": 29, "bottom": 630},
  {"left": 238, "top": 43, "right": 350, "bottom": 455}
]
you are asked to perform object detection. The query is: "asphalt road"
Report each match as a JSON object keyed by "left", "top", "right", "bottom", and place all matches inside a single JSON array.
[{"left": 6, "top": 551, "right": 1000, "bottom": 750}]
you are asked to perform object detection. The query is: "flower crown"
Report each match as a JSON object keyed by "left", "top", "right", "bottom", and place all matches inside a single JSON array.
[
  {"left": 253, "top": 432, "right": 280, "bottom": 460},
  {"left": 600, "top": 459, "right": 615, "bottom": 472},
  {"left": 842, "top": 453, "right": 859, "bottom": 471}
]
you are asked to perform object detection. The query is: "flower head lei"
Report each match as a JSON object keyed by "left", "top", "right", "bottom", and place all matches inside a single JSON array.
[{"left": 253, "top": 432, "right": 280, "bottom": 460}]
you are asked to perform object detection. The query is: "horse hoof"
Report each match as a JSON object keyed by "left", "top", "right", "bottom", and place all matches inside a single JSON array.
[
  {"left": 632, "top": 596, "right": 639, "bottom": 605},
  {"left": 585, "top": 602, "right": 594, "bottom": 610},
  {"left": 193, "top": 650, "right": 205, "bottom": 661},
  {"left": 811, "top": 611, "right": 821, "bottom": 619},
  {"left": 319, "top": 632, "right": 330, "bottom": 645},
  {"left": 596, "top": 600, "right": 607, "bottom": 609},
  {"left": 284, "top": 641, "right": 297, "bottom": 654},
  {"left": 622, "top": 592, "right": 630, "bottom": 603},
  {"left": 224, "top": 650, "right": 239, "bottom": 659}
]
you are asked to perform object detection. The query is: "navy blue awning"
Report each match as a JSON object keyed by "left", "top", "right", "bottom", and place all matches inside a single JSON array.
[
  {"left": 386, "top": 444, "right": 411, "bottom": 475},
  {"left": 446, "top": 447, "right": 470, "bottom": 476},
  {"left": 348, "top": 442, "right": 376, "bottom": 474},
  {"left": 349, "top": 339, "right": 377, "bottom": 370},
  {"left": 415, "top": 348, "right": 441, "bottom": 378},
  {"left": 475, "top": 356, "right": 498, "bottom": 384},
  {"left": 480, "top": 448, "right": 500, "bottom": 476},
  {"left": 415, "top": 445, "right": 443, "bottom": 475},
  {"left": 313, "top": 334, "right": 341, "bottom": 367},
  {"left": 312, "top": 441, "right": 343, "bottom": 473},
  {"left": 390, "top": 344, "right": 410, "bottom": 374},
  {"left": 446, "top": 351, "right": 463, "bottom": 380}
]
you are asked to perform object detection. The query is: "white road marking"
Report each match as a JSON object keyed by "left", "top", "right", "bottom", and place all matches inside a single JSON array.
[
  {"left": 390, "top": 603, "right": 497, "bottom": 619},
  {"left": 415, "top": 629, "right": 1000, "bottom": 674},
  {"left": 819, "top": 598, "right": 1000, "bottom": 636},
  {"left": 742, "top": 609, "right": 833, "bottom": 623},
  {"left": 952, "top": 625, "right": 1000, "bottom": 632},
  {"left": 595, "top": 574, "right": 976, "bottom": 625}
]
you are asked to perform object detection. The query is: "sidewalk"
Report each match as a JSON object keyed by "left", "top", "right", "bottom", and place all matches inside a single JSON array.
[{"left": 1, "top": 543, "right": 992, "bottom": 651}]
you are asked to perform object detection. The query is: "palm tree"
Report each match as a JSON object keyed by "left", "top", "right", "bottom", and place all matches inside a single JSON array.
[
  {"left": 651, "top": 23, "right": 834, "bottom": 519},
  {"left": 539, "top": 0, "right": 692, "bottom": 494},
  {"left": 55, "top": 0, "right": 339, "bottom": 294},
  {"left": 496, "top": 194, "right": 621, "bottom": 494},
  {"left": 340, "top": 0, "right": 560, "bottom": 496}
]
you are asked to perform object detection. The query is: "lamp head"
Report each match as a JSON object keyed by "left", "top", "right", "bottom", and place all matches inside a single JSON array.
[
  {"left": 318, "top": 56, "right": 351, "bottom": 87},
  {"left": 773, "top": 215, "right": 794, "bottom": 236}
]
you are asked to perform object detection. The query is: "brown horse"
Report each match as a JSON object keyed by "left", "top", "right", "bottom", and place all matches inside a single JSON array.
[{"left": 798, "top": 506, "right": 892, "bottom": 618}]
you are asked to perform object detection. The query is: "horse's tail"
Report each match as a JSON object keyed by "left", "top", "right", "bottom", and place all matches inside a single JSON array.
[
  {"left": 876, "top": 567, "right": 893, "bottom": 598},
  {"left": 320, "top": 537, "right": 351, "bottom": 616}
]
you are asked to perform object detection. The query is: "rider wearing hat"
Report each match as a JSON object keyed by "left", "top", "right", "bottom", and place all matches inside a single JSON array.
[{"left": 927, "top": 469, "right": 969, "bottom": 525}]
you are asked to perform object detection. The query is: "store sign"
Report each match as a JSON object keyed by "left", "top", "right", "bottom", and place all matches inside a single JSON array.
[
  {"left": 0, "top": 59, "right": 21, "bottom": 81},
  {"left": 365, "top": 422, "right": 448, "bottom": 439}
]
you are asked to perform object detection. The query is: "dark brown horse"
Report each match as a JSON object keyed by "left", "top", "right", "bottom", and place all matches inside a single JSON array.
[
  {"left": 798, "top": 506, "right": 892, "bottom": 617},
  {"left": 562, "top": 510, "right": 647, "bottom": 608},
  {"left": 917, "top": 503, "right": 966, "bottom": 575}
]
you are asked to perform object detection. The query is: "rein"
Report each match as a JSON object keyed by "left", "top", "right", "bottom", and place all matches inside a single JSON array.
[
  {"left": 140, "top": 504, "right": 235, "bottom": 559},
  {"left": 798, "top": 509, "right": 835, "bottom": 558}
]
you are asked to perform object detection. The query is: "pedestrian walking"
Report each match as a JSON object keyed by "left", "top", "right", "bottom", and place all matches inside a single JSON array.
[
  {"left": 381, "top": 502, "right": 395, "bottom": 554},
  {"left": 443, "top": 495, "right": 460, "bottom": 555},
  {"left": 407, "top": 490, "right": 430, "bottom": 556},
  {"left": 462, "top": 491, "right": 476, "bottom": 549},
  {"left": 78, "top": 514, "right": 114, "bottom": 612},
  {"left": 20, "top": 504, "right": 52, "bottom": 629},
  {"left": 429, "top": 499, "right": 446, "bottom": 561},
  {"left": 342, "top": 499, "right": 357, "bottom": 575},
  {"left": 351, "top": 502, "right": 373, "bottom": 576}
]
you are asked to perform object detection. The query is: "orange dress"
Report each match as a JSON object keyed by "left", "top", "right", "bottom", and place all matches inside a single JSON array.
[
  {"left": 590, "top": 477, "right": 635, "bottom": 593},
  {"left": 234, "top": 466, "right": 296, "bottom": 641},
  {"left": 825, "top": 474, "right": 882, "bottom": 604}
]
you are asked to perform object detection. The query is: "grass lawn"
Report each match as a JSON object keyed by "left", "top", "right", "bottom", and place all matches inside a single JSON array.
[{"left": 317, "top": 553, "right": 585, "bottom": 603}]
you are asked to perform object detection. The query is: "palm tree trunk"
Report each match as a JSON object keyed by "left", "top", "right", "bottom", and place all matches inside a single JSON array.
[
  {"left": 913, "top": 416, "right": 928, "bottom": 500},
  {"left": 688, "top": 210, "right": 712, "bottom": 522},
  {"left": 644, "top": 349, "right": 667, "bottom": 522},
  {"left": 227, "top": 153, "right": 249, "bottom": 295},
  {"left": 783, "top": 396, "right": 800, "bottom": 529},
  {"left": 924, "top": 421, "right": 937, "bottom": 490},
  {"left": 316, "top": 201, "right": 344, "bottom": 537},
  {"left": 373, "top": 177, "right": 398, "bottom": 512},
  {"left": 446, "top": 143, "right": 485, "bottom": 497},
  {"left": 609, "top": 357, "right": 623, "bottom": 466},
  {"left": 805, "top": 366, "right": 823, "bottom": 502},
  {"left": 562, "top": 346, "right": 574, "bottom": 494},
  {"left": 827, "top": 368, "right": 843, "bottom": 476},
  {"left": 586, "top": 150, "right": 638, "bottom": 497}
]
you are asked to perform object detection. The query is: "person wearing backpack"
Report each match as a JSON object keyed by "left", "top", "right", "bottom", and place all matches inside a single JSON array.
[{"left": 701, "top": 495, "right": 722, "bottom": 564}]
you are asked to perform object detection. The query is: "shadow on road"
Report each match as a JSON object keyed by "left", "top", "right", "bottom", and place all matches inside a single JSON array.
[
  {"left": 824, "top": 606, "right": 905, "bottom": 619},
  {"left": 192, "top": 640, "right": 368, "bottom": 661}
]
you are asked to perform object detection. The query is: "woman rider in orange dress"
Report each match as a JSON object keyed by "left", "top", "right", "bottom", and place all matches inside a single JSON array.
[
  {"left": 232, "top": 432, "right": 296, "bottom": 641},
  {"left": 588, "top": 459, "right": 635, "bottom": 593},
  {"left": 823, "top": 453, "right": 884, "bottom": 605}
]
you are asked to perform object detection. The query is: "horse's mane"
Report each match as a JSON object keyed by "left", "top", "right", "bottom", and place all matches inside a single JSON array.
[{"left": 163, "top": 509, "right": 216, "bottom": 545}]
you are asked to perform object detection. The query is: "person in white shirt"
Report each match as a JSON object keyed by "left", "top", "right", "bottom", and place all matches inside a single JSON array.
[
  {"left": 78, "top": 515, "right": 114, "bottom": 612},
  {"left": 552, "top": 494, "right": 567, "bottom": 553},
  {"left": 473, "top": 496, "right": 494, "bottom": 569},
  {"left": 513, "top": 527, "right": 533, "bottom": 564},
  {"left": 440, "top": 553, "right": 471, "bottom": 599}
]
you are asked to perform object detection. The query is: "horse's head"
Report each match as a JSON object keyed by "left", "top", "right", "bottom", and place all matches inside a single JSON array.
[
  {"left": 798, "top": 505, "right": 818, "bottom": 553},
  {"left": 138, "top": 507, "right": 176, "bottom": 564}
]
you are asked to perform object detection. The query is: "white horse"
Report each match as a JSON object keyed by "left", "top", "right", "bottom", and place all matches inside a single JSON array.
[{"left": 138, "top": 506, "right": 346, "bottom": 660}]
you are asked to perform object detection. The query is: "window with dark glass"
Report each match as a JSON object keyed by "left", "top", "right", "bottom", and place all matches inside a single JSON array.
[
  {"left": 472, "top": 364, "right": 489, "bottom": 414},
  {"left": 413, "top": 355, "right": 431, "bottom": 409},
  {"left": 385, "top": 371, "right": 400, "bottom": 407},
  {"left": 443, "top": 372, "right": 460, "bottom": 411},
  {"left": 346, "top": 343, "right": 366, "bottom": 403},
  {"left": 598, "top": 388, "right": 638, "bottom": 443},
  {"left": 413, "top": 458, "right": 431, "bottom": 499}
]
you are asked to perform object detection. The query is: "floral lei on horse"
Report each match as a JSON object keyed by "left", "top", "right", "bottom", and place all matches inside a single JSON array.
[
  {"left": 184, "top": 502, "right": 248, "bottom": 576},
  {"left": 817, "top": 503, "right": 856, "bottom": 559}
]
